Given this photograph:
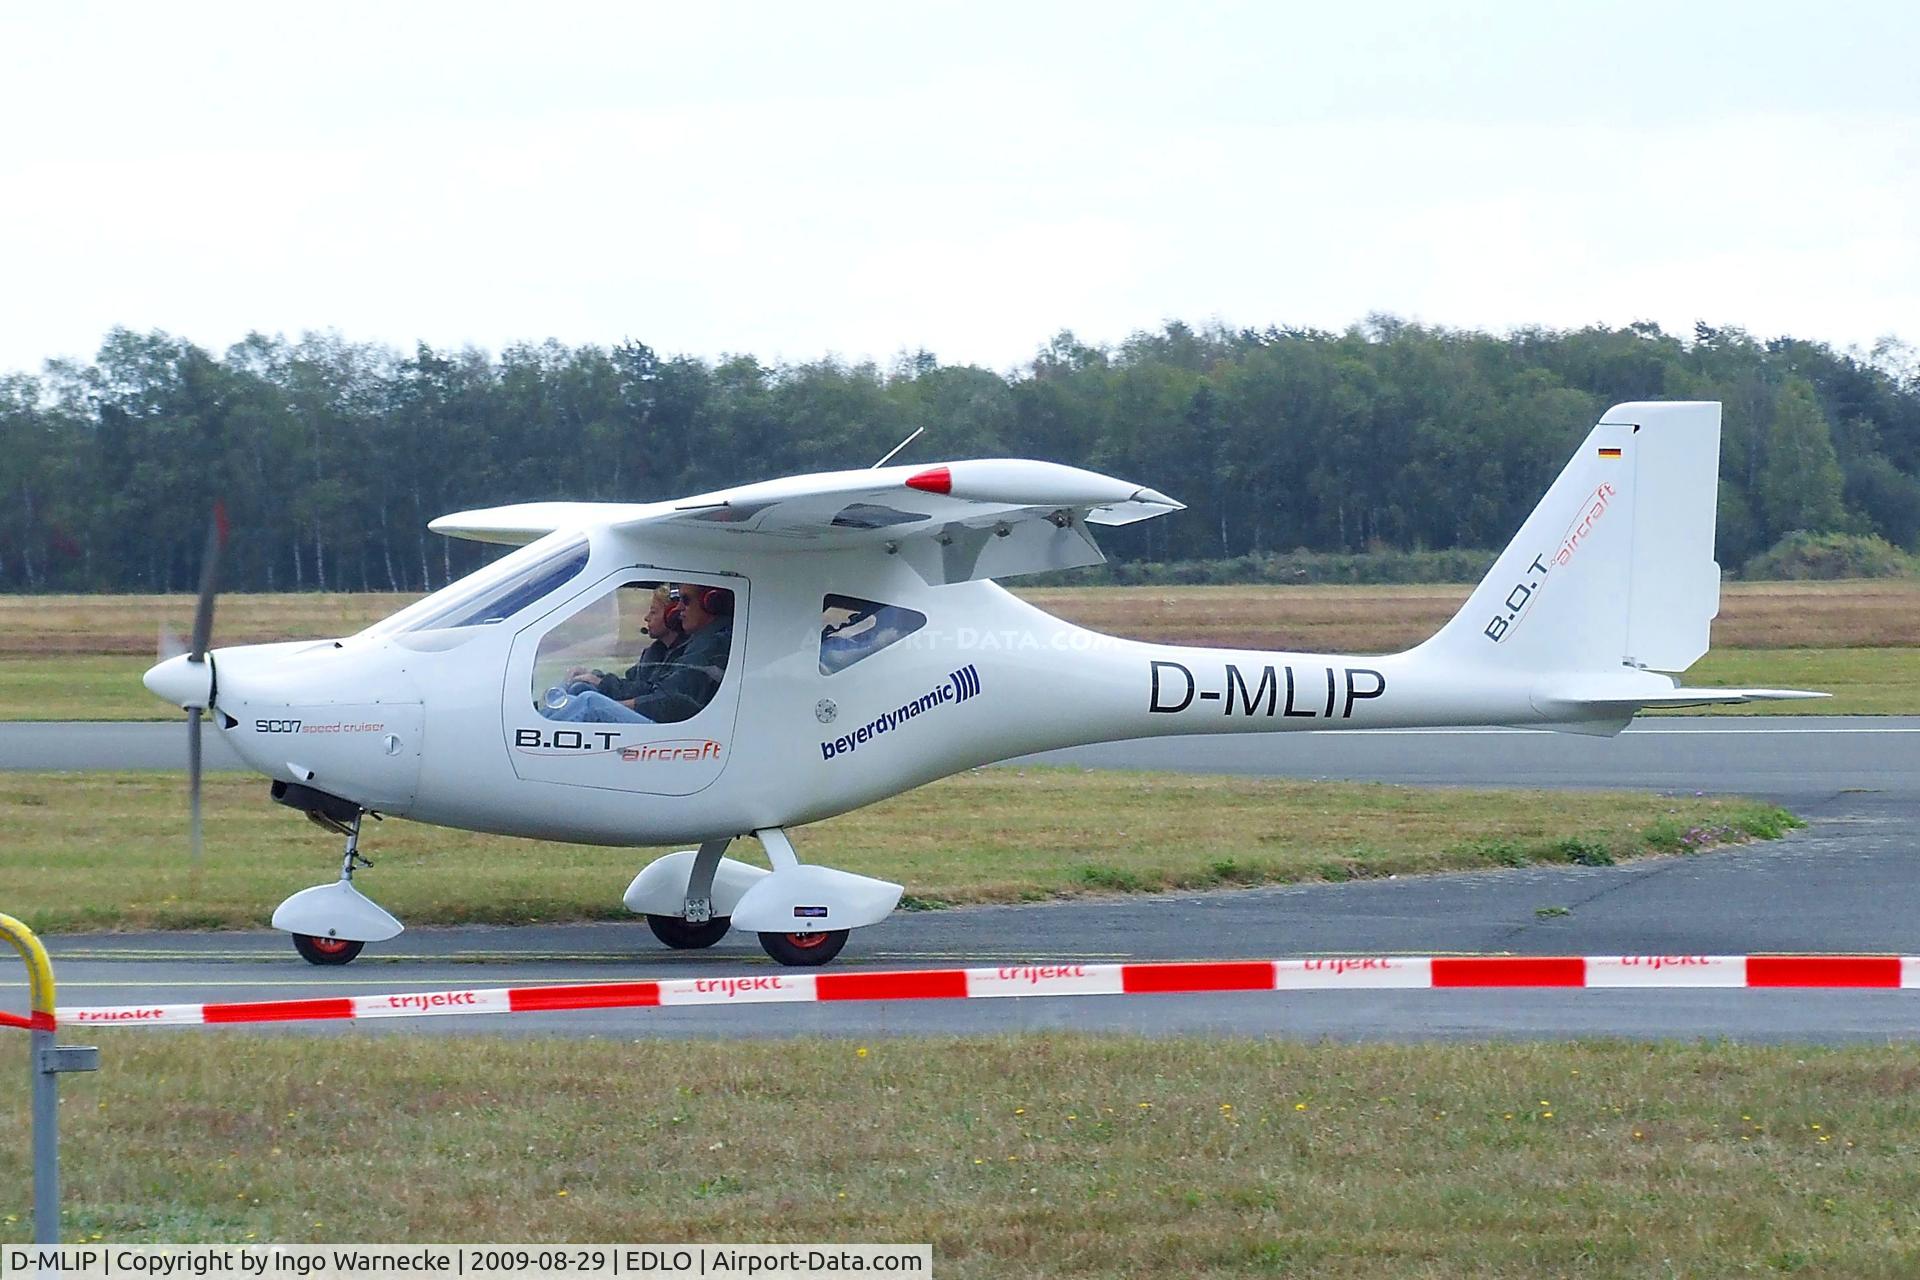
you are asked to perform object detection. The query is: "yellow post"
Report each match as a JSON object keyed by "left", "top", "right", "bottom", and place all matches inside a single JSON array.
[
  {"left": 0, "top": 912, "right": 55, "bottom": 1030},
  {"left": 2, "top": 912, "right": 79, "bottom": 1246}
]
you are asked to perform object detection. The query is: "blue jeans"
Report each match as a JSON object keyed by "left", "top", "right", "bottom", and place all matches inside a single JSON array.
[{"left": 544, "top": 690, "right": 656, "bottom": 723}]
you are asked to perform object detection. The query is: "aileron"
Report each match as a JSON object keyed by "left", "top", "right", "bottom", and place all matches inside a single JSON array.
[{"left": 430, "top": 459, "right": 1183, "bottom": 582}]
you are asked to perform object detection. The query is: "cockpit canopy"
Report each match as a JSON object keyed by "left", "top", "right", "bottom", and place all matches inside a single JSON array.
[{"left": 361, "top": 534, "right": 591, "bottom": 646}]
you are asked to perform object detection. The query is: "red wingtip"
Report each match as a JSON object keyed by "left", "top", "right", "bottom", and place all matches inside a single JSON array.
[
  {"left": 214, "top": 499, "right": 230, "bottom": 543},
  {"left": 905, "top": 465, "right": 952, "bottom": 495}
]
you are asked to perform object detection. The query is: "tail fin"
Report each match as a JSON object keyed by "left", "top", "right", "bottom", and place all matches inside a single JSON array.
[
  {"left": 1416, "top": 400, "right": 1823, "bottom": 718},
  {"left": 1421, "top": 401, "right": 1722, "bottom": 674}
]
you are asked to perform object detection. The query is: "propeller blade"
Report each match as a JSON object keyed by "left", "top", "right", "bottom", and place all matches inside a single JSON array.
[
  {"left": 188, "top": 706, "right": 204, "bottom": 866},
  {"left": 189, "top": 502, "right": 227, "bottom": 663},
  {"left": 157, "top": 623, "right": 187, "bottom": 663},
  {"left": 178, "top": 502, "right": 223, "bottom": 877}
]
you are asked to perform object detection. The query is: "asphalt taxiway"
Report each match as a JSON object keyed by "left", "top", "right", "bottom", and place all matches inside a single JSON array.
[
  {"left": 5, "top": 716, "right": 1916, "bottom": 1041},
  {"left": 20, "top": 783, "right": 1920, "bottom": 1042},
  {"left": 5, "top": 716, "right": 1915, "bottom": 804}
]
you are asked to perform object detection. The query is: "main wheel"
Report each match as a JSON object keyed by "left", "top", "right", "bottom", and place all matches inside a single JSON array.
[
  {"left": 758, "top": 929, "right": 849, "bottom": 967},
  {"left": 647, "top": 914, "right": 732, "bottom": 949},
  {"left": 292, "top": 933, "right": 364, "bottom": 966}
]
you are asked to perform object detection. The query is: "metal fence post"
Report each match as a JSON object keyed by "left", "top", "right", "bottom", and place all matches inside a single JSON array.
[{"left": 2, "top": 913, "right": 97, "bottom": 1247}]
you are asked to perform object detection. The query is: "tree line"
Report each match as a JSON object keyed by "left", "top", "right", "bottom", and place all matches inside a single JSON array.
[{"left": 1, "top": 318, "right": 1916, "bottom": 594}]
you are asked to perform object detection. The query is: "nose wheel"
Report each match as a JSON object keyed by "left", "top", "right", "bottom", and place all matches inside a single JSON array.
[{"left": 292, "top": 933, "right": 365, "bottom": 966}]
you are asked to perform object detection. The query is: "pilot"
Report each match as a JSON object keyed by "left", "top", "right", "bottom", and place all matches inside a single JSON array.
[
  {"left": 545, "top": 583, "right": 733, "bottom": 725},
  {"left": 627, "top": 584, "right": 733, "bottom": 721},
  {"left": 566, "top": 586, "right": 685, "bottom": 700}
]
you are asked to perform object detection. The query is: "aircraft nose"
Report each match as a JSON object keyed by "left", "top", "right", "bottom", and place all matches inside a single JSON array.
[{"left": 144, "top": 653, "right": 214, "bottom": 709}]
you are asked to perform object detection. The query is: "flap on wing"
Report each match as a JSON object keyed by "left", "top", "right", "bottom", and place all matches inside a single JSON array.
[
  {"left": 429, "top": 460, "right": 1183, "bottom": 582},
  {"left": 611, "top": 459, "right": 1183, "bottom": 584}
]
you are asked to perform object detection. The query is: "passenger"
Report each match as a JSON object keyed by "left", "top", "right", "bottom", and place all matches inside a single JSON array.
[
  {"left": 627, "top": 584, "right": 733, "bottom": 722},
  {"left": 546, "top": 583, "right": 733, "bottom": 725},
  {"left": 566, "top": 586, "right": 685, "bottom": 699}
]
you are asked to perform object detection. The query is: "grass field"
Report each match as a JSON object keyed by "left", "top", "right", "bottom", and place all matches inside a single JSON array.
[
  {"left": 1646, "top": 647, "right": 1919, "bottom": 715},
  {"left": 2, "top": 579, "right": 1915, "bottom": 719},
  {"left": 0, "top": 768, "right": 1794, "bottom": 932},
  {"left": 1022, "top": 578, "right": 1920, "bottom": 653},
  {"left": 6, "top": 580, "right": 1915, "bottom": 656},
  {"left": 4, "top": 1034, "right": 1917, "bottom": 1276}
]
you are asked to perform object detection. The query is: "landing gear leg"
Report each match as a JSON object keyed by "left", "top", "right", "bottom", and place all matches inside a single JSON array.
[
  {"left": 644, "top": 838, "right": 734, "bottom": 949},
  {"left": 750, "top": 829, "right": 851, "bottom": 967},
  {"left": 626, "top": 829, "right": 898, "bottom": 967},
  {"left": 286, "top": 810, "right": 377, "bottom": 966},
  {"left": 272, "top": 809, "right": 403, "bottom": 971},
  {"left": 337, "top": 809, "right": 372, "bottom": 881}
]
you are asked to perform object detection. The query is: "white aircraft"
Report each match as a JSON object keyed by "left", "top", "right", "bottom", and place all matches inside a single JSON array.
[{"left": 142, "top": 400, "right": 1819, "bottom": 967}]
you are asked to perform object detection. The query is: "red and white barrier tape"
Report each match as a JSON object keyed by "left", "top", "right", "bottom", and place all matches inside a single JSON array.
[{"left": 26, "top": 955, "right": 1920, "bottom": 1029}]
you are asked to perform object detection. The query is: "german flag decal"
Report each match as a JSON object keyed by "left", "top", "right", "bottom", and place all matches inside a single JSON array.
[{"left": 1597, "top": 447, "right": 1623, "bottom": 459}]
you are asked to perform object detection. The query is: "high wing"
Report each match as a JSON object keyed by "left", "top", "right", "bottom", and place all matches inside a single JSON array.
[{"left": 429, "top": 460, "right": 1184, "bottom": 585}]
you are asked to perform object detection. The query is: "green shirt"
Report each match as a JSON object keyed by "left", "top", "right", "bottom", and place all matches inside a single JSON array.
[{"left": 632, "top": 618, "right": 733, "bottom": 723}]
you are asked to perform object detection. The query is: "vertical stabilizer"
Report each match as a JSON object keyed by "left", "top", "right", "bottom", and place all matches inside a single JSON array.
[{"left": 1417, "top": 401, "right": 1722, "bottom": 676}]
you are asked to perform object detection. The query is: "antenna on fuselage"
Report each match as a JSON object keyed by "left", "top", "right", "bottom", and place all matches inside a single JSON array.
[{"left": 870, "top": 426, "right": 925, "bottom": 469}]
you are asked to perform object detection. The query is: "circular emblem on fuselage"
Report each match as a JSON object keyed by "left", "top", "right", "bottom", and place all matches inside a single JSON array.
[{"left": 814, "top": 699, "right": 838, "bottom": 724}]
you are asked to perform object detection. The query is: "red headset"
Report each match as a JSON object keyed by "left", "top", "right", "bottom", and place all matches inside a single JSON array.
[{"left": 677, "top": 585, "right": 733, "bottom": 616}]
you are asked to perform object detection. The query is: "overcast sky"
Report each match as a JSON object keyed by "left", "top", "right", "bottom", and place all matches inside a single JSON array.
[{"left": 1, "top": 1, "right": 1914, "bottom": 375}]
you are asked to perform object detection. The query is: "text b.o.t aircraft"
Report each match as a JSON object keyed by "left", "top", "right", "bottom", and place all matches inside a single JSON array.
[{"left": 141, "top": 401, "right": 1819, "bottom": 967}]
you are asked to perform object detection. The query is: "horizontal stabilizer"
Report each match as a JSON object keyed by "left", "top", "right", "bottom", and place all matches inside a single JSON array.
[
  {"left": 1570, "top": 687, "right": 1830, "bottom": 708},
  {"left": 1537, "top": 670, "right": 1829, "bottom": 715}
]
